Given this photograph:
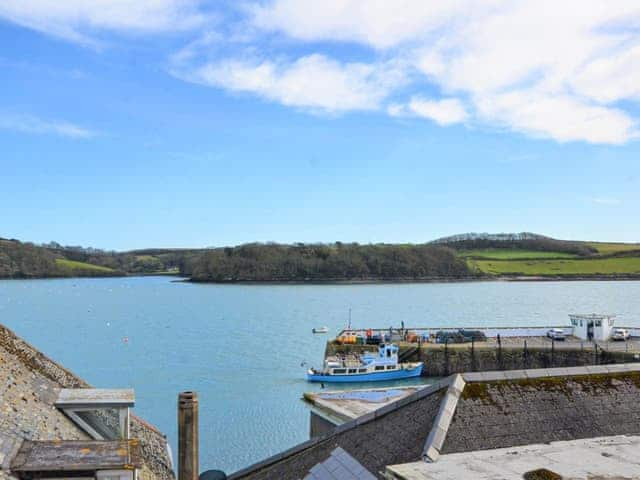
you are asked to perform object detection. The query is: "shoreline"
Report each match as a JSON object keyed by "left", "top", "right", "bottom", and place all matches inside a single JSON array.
[
  {"left": 186, "top": 274, "right": 640, "bottom": 285},
  {"left": 3, "top": 274, "right": 640, "bottom": 283}
]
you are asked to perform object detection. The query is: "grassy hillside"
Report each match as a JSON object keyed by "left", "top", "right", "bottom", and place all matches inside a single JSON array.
[
  {"left": 470, "top": 257, "right": 640, "bottom": 276},
  {"left": 54, "top": 259, "right": 119, "bottom": 276},
  {"left": 460, "top": 249, "right": 578, "bottom": 260},
  {"left": 586, "top": 242, "right": 640, "bottom": 255},
  {"left": 0, "top": 239, "right": 124, "bottom": 278}
]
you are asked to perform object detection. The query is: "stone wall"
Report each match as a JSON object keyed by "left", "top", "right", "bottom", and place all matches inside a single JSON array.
[
  {"left": 418, "top": 345, "right": 636, "bottom": 377},
  {"left": 443, "top": 371, "right": 640, "bottom": 454},
  {"left": 326, "top": 341, "right": 638, "bottom": 377}
]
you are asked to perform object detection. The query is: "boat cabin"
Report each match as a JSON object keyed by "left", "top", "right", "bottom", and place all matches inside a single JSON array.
[{"left": 377, "top": 343, "right": 398, "bottom": 360}]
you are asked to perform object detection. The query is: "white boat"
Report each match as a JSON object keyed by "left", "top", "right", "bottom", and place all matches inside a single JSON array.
[{"left": 312, "top": 326, "right": 329, "bottom": 334}]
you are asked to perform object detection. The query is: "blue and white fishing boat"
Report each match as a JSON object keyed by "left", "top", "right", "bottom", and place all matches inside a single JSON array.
[{"left": 307, "top": 343, "right": 423, "bottom": 383}]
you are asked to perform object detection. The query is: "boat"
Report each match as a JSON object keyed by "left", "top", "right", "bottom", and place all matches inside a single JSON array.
[
  {"left": 307, "top": 343, "right": 423, "bottom": 383},
  {"left": 312, "top": 326, "right": 329, "bottom": 334}
]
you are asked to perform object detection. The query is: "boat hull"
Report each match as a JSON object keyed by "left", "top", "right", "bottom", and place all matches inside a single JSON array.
[{"left": 307, "top": 363, "right": 423, "bottom": 383}]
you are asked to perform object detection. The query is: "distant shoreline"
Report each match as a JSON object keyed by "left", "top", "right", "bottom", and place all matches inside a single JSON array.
[
  {"left": 3, "top": 274, "right": 640, "bottom": 283},
  {"left": 186, "top": 274, "right": 640, "bottom": 284}
]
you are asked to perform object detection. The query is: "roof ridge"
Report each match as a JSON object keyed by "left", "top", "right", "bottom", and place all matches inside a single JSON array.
[
  {"left": 0, "top": 323, "right": 88, "bottom": 388},
  {"left": 422, "top": 374, "right": 465, "bottom": 463},
  {"left": 462, "top": 363, "right": 640, "bottom": 383}
]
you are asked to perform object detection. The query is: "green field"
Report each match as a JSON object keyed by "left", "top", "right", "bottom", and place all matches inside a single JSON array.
[
  {"left": 471, "top": 257, "right": 640, "bottom": 276},
  {"left": 54, "top": 258, "right": 116, "bottom": 274},
  {"left": 459, "top": 249, "right": 577, "bottom": 259},
  {"left": 586, "top": 242, "right": 640, "bottom": 255}
]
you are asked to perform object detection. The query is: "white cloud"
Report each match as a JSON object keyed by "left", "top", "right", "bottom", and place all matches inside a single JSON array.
[
  {"left": 475, "top": 90, "right": 637, "bottom": 144},
  {"left": 249, "top": 0, "right": 482, "bottom": 49},
  {"left": 0, "top": 0, "right": 206, "bottom": 45},
  {"left": 240, "top": 0, "right": 640, "bottom": 144},
  {"left": 388, "top": 97, "right": 468, "bottom": 125},
  {"left": 0, "top": 114, "right": 97, "bottom": 139},
  {"left": 592, "top": 196, "right": 621, "bottom": 206},
  {"left": 7, "top": 0, "right": 640, "bottom": 144},
  {"left": 410, "top": 97, "right": 468, "bottom": 125},
  {"left": 175, "top": 54, "right": 406, "bottom": 113}
]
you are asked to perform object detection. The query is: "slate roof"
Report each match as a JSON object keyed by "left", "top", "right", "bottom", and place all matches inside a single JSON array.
[
  {"left": 303, "top": 447, "right": 376, "bottom": 480},
  {"left": 230, "top": 379, "right": 449, "bottom": 480},
  {"left": 0, "top": 324, "right": 173, "bottom": 480},
  {"left": 443, "top": 364, "right": 640, "bottom": 455},
  {"left": 230, "top": 363, "right": 640, "bottom": 480}
]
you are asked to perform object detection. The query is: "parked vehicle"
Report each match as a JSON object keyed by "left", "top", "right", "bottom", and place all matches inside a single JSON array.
[
  {"left": 547, "top": 328, "right": 566, "bottom": 341},
  {"left": 435, "top": 329, "right": 487, "bottom": 344},
  {"left": 611, "top": 328, "right": 630, "bottom": 341},
  {"left": 459, "top": 329, "right": 487, "bottom": 342},
  {"left": 435, "top": 330, "right": 466, "bottom": 344}
]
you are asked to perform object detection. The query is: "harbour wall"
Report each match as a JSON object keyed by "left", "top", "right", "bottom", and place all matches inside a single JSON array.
[
  {"left": 338, "top": 325, "right": 640, "bottom": 339},
  {"left": 326, "top": 342, "right": 640, "bottom": 377}
]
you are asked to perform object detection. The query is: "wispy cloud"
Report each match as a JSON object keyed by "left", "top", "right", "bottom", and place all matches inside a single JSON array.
[
  {"left": 0, "top": 0, "right": 208, "bottom": 46},
  {"left": 592, "top": 196, "right": 622, "bottom": 206},
  {"left": 388, "top": 97, "right": 468, "bottom": 126},
  {"left": 4, "top": 0, "right": 640, "bottom": 145},
  {"left": 0, "top": 114, "right": 97, "bottom": 139},
  {"left": 171, "top": 54, "right": 408, "bottom": 114},
  {"left": 179, "top": 0, "right": 640, "bottom": 145}
]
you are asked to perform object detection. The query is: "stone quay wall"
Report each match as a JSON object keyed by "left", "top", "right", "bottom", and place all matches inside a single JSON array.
[{"left": 326, "top": 341, "right": 639, "bottom": 377}]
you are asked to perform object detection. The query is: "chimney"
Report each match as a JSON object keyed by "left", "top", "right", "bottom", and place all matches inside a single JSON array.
[{"left": 178, "top": 391, "right": 199, "bottom": 480}]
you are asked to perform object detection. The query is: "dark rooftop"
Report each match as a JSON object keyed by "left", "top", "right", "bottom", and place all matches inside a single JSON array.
[
  {"left": 0, "top": 324, "right": 173, "bottom": 480},
  {"left": 230, "top": 363, "right": 640, "bottom": 480}
]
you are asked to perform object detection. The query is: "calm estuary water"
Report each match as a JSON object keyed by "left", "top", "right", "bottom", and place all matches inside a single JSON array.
[{"left": 1, "top": 277, "right": 640, "bottom": 473}]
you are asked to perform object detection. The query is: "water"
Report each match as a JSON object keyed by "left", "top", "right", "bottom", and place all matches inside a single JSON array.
[{"left": 1, "top": 277, "right": 640, "bottom": 473}]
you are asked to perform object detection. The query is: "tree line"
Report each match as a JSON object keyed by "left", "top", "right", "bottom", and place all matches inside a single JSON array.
[
  {"left": 0, "top": 234, "right": 604, "bottom": 280},
  {"left": 183, "top": 242, "right": 473, "bottom": 282},
  {"left": 435, "top": 237, "right": 597, "bottom": 256}
]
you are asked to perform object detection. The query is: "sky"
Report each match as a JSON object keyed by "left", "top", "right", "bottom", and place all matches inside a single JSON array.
[{"left": 1, "top": 0, "right": 640, "bottom": 250}]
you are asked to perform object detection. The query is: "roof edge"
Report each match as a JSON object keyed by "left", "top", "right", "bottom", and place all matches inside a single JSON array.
[
  {"left": 0, "top": 323, "right": 89, "bottom": 388},
  {"left": 462, "top": 362, "right": 640, "bottom": 383},
  {"left": 421, "top": 374, "right": 465, "bottom": 463}
]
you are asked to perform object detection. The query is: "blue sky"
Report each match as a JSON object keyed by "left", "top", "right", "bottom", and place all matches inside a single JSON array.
[{"left": 1, "top": 1, "right": 639, "bottom": 250}]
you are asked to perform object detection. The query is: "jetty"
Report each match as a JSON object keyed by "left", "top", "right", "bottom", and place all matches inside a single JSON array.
[{"left": 326, "top": 314, "right": 640, "bottom": 376}]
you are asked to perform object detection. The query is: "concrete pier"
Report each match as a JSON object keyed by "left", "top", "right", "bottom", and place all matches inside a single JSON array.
[{"left": 326, "top": 335, "right": 640, "bottom": 377}]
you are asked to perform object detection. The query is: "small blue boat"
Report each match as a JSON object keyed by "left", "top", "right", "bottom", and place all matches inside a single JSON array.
[{"left": 307, "top": 343, "right": 423, "bottom": 383}]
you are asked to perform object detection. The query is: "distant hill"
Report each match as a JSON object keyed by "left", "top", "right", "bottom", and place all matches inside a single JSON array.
[
  {"left": 432, "top": 232, "right": 550, "bottom": 243},
  {"left": 436, "top": 233, "right": 640, "bottom": 278},
  {"left": 0, "top": 238, "right": 123, "bottom": 278},
  {"left": 0, "top": 238, "right": 204, "bottom": 279},
  {"left": 2, "top": 233, "right": 640, "bottom": 281},
  {"left": 431, "top": 232, "right": 597, "bottom": 257}
]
